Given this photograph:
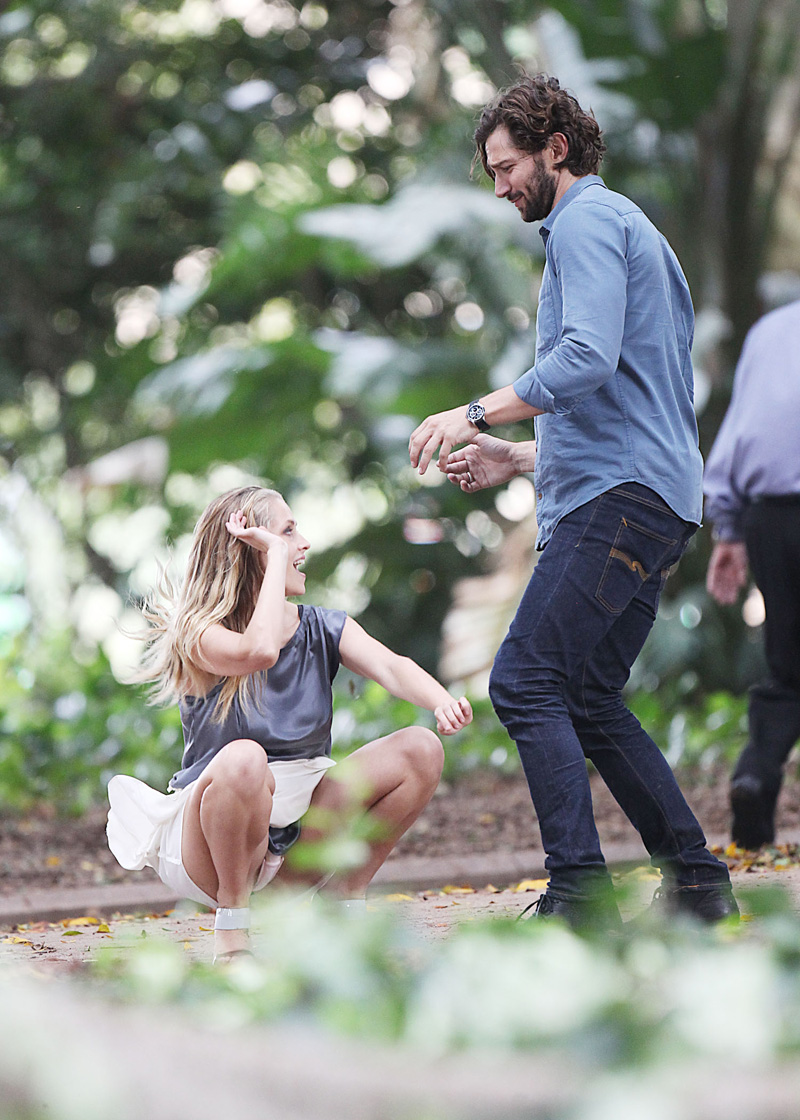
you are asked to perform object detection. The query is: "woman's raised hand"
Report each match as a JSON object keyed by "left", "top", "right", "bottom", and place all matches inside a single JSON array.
[
  {"left": 434, "top": 695, "right": 473, "bottom": 736},
  {"left": 226, "top": 510, "right": 287, "bottom": 555}
]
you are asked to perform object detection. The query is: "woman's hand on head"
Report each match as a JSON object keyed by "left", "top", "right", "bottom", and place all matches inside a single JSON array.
[
  {"left": 434, "top": 695, "right": 473, "bottom": 736},
  {"left": 226, "top": 510, "right": 288, "bottom": 556}
]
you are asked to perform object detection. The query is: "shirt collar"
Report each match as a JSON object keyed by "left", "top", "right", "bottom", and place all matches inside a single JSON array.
[{"left": 539, "top": 174, "right": 606, "bottom": 239}]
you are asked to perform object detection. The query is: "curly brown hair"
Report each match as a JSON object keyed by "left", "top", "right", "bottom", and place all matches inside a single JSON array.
[{"left": 474, "top": 74, "right": 606, "bottom": 179}]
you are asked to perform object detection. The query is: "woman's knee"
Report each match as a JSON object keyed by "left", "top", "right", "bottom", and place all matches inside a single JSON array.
[
  {"left": 396, "top": 727, "right": 444, "bottom": 785},
  {"left": 213, "top": 739, "right": 274, "bottom": 798}
]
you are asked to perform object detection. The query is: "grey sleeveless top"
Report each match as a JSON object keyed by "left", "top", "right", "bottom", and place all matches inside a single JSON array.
[{"left": 171, "top": 605, "right": 347, "bottom": 789}]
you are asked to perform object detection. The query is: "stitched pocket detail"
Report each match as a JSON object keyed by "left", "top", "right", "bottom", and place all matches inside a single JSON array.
[{"left": 595, "top": 517, "right": 678, "bottom": 614}]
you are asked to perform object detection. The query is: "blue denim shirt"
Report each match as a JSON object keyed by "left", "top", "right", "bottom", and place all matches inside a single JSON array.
[{"left": 513, "top": 176, "right": 703, "bottom": 547}]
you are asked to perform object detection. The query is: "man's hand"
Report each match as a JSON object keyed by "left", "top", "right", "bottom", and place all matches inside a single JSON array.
[
  {"left": 409, "top": 406, "right": 477, "bottom": 476},
  {"left": 444, "top": 435, "right": 536, "bottom": 493},
  {"left": 706, "top": 540, "right": 748, "bottom": 605}
]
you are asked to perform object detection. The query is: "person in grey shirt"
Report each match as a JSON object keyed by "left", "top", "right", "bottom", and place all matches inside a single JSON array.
[
  {"left": 705, "top": 299, "right": 800, "bottom": 848},
  {"left": 108, "top": 484, "right": 471, "bottom": 963}
]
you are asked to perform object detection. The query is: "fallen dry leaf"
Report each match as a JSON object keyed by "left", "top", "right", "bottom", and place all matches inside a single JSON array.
[
  {"left": 2, "top": 937, "right": 32, "bottom": 945},
  {"left": 61, "top": 930, "right": 83, "bottom": 937},
  {"left": 62, "top": 916, "right": 99, "bottom": 928},
  {"left": 45, "top": 856, "right": 61, "bottom": 867},
  {"left": 96, "top": 924, "right": 111, "bottom": 934},
  {"left": 484, "top": 884, "right": 502, "bottom": 893},
  {"left": 617, "top": 866, "right": 661, "bottom": 883},
  {"left": 441, "top": 884, "right": 476, "bottom": 895},
  {"left": 383, "top": 893, "right": 414, "bottom": 902},
  {"left": 512, "top": 878, "right": 549, "bottom": 893},
  {"left": 720, "top": 841, "right": 800, "bottom": 873}
]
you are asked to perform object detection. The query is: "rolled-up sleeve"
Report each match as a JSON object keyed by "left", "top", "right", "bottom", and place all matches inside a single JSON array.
[{"left": 513, "top": 202, "right": 628, "bottom": 415}]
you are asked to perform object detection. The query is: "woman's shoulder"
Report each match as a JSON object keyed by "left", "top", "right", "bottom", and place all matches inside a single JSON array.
[{"left": 297, "top": 604, "right": 348, "bottom": 648}]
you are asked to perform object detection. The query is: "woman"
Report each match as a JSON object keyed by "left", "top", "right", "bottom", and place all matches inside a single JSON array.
[{"left": 107, "top": 485, "right": 472, "bottom": 962}]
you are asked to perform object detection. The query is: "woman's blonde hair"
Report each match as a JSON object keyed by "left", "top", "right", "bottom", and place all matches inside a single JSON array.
[{"left": 137, "top": 485, "right": 283, "bottom": 722}]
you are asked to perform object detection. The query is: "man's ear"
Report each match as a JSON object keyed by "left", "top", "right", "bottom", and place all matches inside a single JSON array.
[{"left": 549, "top": 132, "right": 570, "bottom": 167}]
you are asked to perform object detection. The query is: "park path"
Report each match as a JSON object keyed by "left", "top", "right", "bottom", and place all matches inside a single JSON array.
[{"left": 2, "top": 855, "right": 800, "bottom": 969}]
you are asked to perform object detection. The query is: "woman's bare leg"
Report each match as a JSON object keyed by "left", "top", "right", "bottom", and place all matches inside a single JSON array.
[
  {"left": 181, "top": 739, "right": 274, "bottom": 955},
  {"left": 280, "top": 727, "right": 444, "bottom": 898}
]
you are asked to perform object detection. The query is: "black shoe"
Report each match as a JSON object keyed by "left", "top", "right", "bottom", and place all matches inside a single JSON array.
[
  {"left": 520, "top": 890, "right": 623, "bottom": 932},
  {"left": 647, "top": 882, "right": 739, "bottom": 925},
  {"left": 731, "top": 774, "right": 775, "bottom": 850}
]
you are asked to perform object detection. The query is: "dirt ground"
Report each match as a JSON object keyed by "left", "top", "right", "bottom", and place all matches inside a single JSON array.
[
  {"left": 5, "top": 763, "right": 800, "bottom": 898},
  {"left": 3, "top": 861, "right": 800, "bottom": 971}
]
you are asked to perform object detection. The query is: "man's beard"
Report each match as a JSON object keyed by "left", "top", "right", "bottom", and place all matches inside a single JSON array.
[{"left": 514, "top": 156, "right": 558, "bottom": 222}]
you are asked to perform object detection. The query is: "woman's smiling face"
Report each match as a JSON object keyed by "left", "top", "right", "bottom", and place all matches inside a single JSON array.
[{"left": 264, "top": 497, "right": 310, "bottom": 596}]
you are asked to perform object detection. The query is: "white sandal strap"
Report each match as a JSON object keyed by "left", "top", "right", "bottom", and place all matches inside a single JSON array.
[{"left": 214, "top": 907, "right": 251, "bottom": 931}]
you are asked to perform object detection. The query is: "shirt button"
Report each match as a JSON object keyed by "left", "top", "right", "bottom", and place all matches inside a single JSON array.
[{"left": 537, "top": 492, "right": 543, "bottom": 500}]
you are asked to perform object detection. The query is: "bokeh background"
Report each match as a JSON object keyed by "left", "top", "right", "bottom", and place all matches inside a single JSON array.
[{"left": 2, "top": 0, "right": 800, "bottom": 812}]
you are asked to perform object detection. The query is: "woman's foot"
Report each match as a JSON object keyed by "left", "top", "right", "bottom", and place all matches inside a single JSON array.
[
  {"left": 213, "top": 906, "right": 251, "bottom": 963},
  {"left": 213, "top": 927, "right": 252, "bottom": 963}
]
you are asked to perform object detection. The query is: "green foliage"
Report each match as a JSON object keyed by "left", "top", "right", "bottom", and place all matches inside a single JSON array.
[
  {"left": 628, "top": 686, "right": 748, "bottom": 771},
  {"left": 0, "top": 635, "right": 178, "bottom": 813},
  {"left": 2, "top": 0, "right": 796, "bottom": 802},
  {"left": 87, "top": 885, "right": 800, "bottom": 1085}
]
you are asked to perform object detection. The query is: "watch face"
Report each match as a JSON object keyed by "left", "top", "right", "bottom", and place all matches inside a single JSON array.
[{"left": 467, "top": 402, "right": 484, "bottom": 422}]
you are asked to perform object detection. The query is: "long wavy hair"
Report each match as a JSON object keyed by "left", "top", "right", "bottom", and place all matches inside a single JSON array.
[
  {"left": 136, "top": 485, "right": 282, "bottom": 722},
  {"left": 474, "top": 74, "right": 606, "bottom": 179}
]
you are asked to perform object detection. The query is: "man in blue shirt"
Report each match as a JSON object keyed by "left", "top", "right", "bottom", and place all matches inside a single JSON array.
[
  {"left": 704, "top": 299, "right": 800, "bottom": 849},
  {"left": 409, "top": 74, "right": 736, "bottom": 928}
]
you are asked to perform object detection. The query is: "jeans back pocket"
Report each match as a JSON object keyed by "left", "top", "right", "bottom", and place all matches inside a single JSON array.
[{"left": 595, "top": 516, "right": 678, "bottom": 614}]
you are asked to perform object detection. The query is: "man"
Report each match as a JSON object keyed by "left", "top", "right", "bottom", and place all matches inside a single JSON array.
[
  {"left": 704, "top": 299, "right": 800, "bottom": 850},
  {"left": 409, "top": 74, "right": 736, "bottom": 928}
]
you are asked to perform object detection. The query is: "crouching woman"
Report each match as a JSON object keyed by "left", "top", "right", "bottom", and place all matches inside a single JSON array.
[{"left": 107, "top": 486, "right": 472, "bottom": 961}]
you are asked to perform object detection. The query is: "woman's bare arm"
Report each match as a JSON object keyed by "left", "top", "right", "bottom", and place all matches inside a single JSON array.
[
  {"left": 338, "top": 617, "right": 472, "bottom": 735},
  {"left": 195, "top": 513, "right": 290, "bottom": 677}
]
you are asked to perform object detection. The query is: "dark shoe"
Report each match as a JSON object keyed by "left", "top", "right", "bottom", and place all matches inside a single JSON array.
[
  {"left": 520, "top": 890, "right": 623, "bottom": 932},
  {"left": 647, "top": 882, "right": 739, "bottom": 925},
  {"left": 731, "top": 774, "right": 775, "bottom": 849}
]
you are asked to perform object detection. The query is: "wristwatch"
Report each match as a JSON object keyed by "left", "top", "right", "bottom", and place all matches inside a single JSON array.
[{"left": 466, "top": 400, "right": 490, "bottom": 432}]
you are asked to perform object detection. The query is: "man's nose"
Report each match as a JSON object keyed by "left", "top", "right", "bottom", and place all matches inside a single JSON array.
[{"left": 494, "top": 175, "right": 509, "bottom": 198}]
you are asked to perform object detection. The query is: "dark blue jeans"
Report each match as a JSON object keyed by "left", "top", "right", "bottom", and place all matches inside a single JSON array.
[{"left": 489, "top": 483, "right": 730, "bottom": 898}]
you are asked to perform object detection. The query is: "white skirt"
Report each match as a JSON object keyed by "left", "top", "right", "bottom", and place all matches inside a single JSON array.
[{"left": 107, "top": 756, "right": 336, "bottom": 909}]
